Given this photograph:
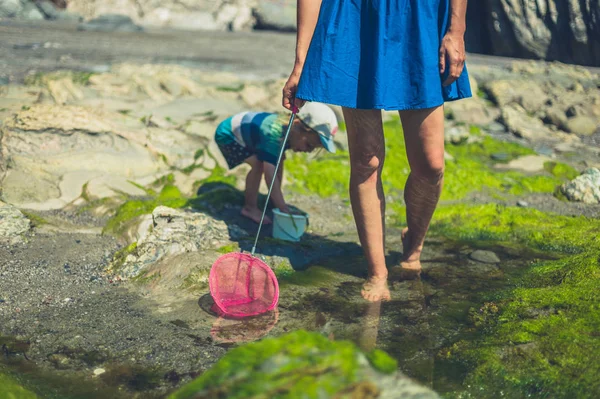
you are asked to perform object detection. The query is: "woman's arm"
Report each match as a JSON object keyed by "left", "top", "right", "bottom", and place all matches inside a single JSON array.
[
  {"left": 282, "top": 0, "right": 322, "bottom": 110},
  {"left": 439, "top": 0, "right": 468, "bottom": 87}
]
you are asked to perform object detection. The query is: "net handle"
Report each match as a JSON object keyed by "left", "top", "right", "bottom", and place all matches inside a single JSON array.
[{"left": 251, "top": 109, "right": 297, "bottom": 255}]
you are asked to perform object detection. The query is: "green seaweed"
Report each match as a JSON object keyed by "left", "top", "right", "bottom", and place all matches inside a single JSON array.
[
  {"left": 543, "top": 161, "right": 579, "bottom": 180},
  {"left": 19, "top": 211, "right": 48, "bottom": 227},
  {"left": 0, "top": 373, "right": 38, "bottom": 399},
  {"left": 415, "top": 204, "right": 600, "bottom": 398},
  {"left": 103, "top": 184, "right": 187, "bottom": 236},
  {"left": 286, "top": 119, "right": 562, "bottom": 201},
  {"left": 366, "top": 349, "right": 398, "bottom": 374},
  {"left": 24, "top": 71, "right": 94, "bottom": 86}
]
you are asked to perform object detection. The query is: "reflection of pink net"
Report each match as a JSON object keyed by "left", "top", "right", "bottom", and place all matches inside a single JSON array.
[
  {"left": 211, "top": 308, "right": 279, "bottom": 344},
  {"left": 209, "top": 253, "right": 279, "bottom": 318}
]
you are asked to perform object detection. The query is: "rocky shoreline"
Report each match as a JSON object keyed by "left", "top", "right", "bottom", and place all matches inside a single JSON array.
[{"left": 1, "top": 25, "right": 600, "bottom": 399}]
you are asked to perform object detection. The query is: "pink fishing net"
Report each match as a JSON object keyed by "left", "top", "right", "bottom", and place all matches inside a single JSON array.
[{"left": 209, "top": 252, "right": 279, "bottom": 318}]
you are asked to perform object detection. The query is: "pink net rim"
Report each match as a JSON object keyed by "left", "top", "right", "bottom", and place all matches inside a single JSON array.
[{"left": 209, "top": 252, "right": 280, "bottom": 318}]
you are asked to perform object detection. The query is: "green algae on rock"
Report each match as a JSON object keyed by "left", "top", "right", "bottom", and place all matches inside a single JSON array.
[
  {"left": 168, "top": 330, "right": 436, "bottom": 399},
  {"left": 0, "top": 373, "right": 38, "bottom": 399},
  {"left": 418, "top": 204, "right": 600, "bottom": 398}
]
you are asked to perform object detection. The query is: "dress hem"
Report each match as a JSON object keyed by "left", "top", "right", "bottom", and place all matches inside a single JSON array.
[{"left": 296, "top": 93, "right": 470, "bottom": 111}]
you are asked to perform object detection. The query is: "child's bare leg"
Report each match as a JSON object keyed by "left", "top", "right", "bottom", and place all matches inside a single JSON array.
[
  {"left": 398, "top": 106, "right": 445, "bottom": 273},
  {"left": 241, "top": 156, "right": 272, "bottom": 224},
  {"left": 343, "top": 107, "right": 390, "bottom": 302}
]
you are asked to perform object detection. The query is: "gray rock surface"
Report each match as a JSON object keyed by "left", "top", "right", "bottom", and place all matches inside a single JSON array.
[
  {"left": 0, "top": 0, "right": 22, "bottom": 18},
  {"left": 253, "top": 0, "right": 296, "bottom": 31},
  {"left": 0, "top": 201, "right": 30, "bottom": 241},
  {"left": 467, "top": 0, "right": 600, "bottom": 67},
  {"left": 77, "top": 14, "right": 142, "bottom": 32},
  {"left": 560, "top": 168, "right": 600, "bottom": 204},
  {"left": 114, "top": 206, "right": 246, "bottom": 278}
]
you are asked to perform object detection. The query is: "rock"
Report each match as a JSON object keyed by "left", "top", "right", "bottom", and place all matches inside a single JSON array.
[
  {"left": 466, "top": 0, "right": 600, "bottom": 67},
  {"left": 487, "top": 121, "right": 507, "bottom": 134},
  {"left": 239, "top": 85, "right": 270, "bottom": 108},
  {"left": 93, "top": 368, "right": 106, "bottom": 376},
  {"left": 0, "top": 202, "right": 30, "bottom": 241},
  {"left": 67, "top": 0, "right": 253, "bottom": 31},
  {"left": 253, "top": 0, "right": 296, "bottom": 31},
  {"left": 169, "top": 330, "right": 439, "bottom": 398},
  {"left": 47, "top": 78, "right": 85, "bottom": 105},
  {"left": 485, "top": 80, "right": 548, "bottom": 113},
  {"left": 18, "top": 1, "right": 45, "bottom": 20},
  {"left": 114, "top": 206, "right": 246, "bottom": 278},
  {"left": 565, "top": 116, "right": 599, "bottom": 136},
  {"left": 535, "top": 145, "right": 554, "bottom": 157},
  {"left": 517, "top": 200, "right": 529, "bottom": 207},
  {"left": 78, "top": 14, "right": 143, "bottom": 32},
  {"left": 444, "top": 125, "right": 470, "bottom": 145},
  {"left": 1, "top": 104, "right": 165, "bottom": 209},
  {"left": 543, "top": 107, "right": 569, "bottom": 131},
  {"left": 560, "top": 168, "right": 600, "bottom": 204},
  {"left": 469, "top": 250, "right": 501, "bottom": 264},
  {"left": 500, "top": 104, "right": 554, "bottom": 141},
  {"left": 36, "top": 0, "right": 61, "bottom": 19},
  {"left": 144, "top": 9, "right": 219, "bottom": 31},
  {"left": 491, "top": 152, "right": 510, "bottom": 162},
  {"left": 0, "top": 0, "right": 22, "bottom": 18},
  {"left": 495, "top": 155, "right": 552, "bottom": 173}
]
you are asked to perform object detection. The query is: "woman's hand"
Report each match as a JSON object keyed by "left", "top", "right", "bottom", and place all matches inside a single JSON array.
[
  {"left": 439, "top": 31, "right": 466, "bottom": 87},
  {"left": 282, "top": 71, "right": 305, "bottom": 111}
]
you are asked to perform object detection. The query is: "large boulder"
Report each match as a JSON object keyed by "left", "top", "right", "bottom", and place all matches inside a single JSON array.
[
  {"left": 0, "top": 104, "right": 166, "bottom": 209},
  {"left": 112, "top": 206, "right": 246, "bottom": 278},
  {"left": 467, "top": 0, "right": 600, "bottom": 67}
]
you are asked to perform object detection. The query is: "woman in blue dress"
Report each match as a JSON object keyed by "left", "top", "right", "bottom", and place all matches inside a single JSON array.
[{"left": 283, "top": 0, "right": 471, "bottom": 301}]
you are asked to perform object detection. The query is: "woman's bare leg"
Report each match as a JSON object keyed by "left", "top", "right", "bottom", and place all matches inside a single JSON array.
[
  {"left": 343, "top": 107, "right": 390, "bottom": 302},
  {"left": 398, "top": 106, "right": 445, "bottom": 272}
]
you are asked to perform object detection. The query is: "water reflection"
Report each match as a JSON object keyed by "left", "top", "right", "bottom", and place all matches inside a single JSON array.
[
  {"left": 352, "top": 275, "right": 436, "bottom": 388},
  {"left": 210, "top": 308, "right": 279, "bottom": 345}
]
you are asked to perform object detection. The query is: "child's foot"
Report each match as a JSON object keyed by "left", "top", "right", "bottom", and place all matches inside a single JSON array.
[
  {"left": 241, "top": 207, "right": 272, "bottom": 224},
  {"left": 399, "top": 228, "right": 422, "bottom": 276},
  {"left": 361, "top": 275, "right": 391, "bottom": 302}
]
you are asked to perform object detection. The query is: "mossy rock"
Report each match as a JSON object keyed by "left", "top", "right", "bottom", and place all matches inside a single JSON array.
[{"left": 168, "top": 330, "right": 431, "bottom": 399}]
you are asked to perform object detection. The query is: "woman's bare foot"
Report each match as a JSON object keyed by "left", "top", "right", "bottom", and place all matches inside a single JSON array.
[
  {"left": 241, "top": 206, "right": 272, "bottom": 224},
  {"left": 400, "top": 228, "right": 422, "bottom": 275},
  {"left": 361, "top": 275, "right": 391, "bottom": 302}
]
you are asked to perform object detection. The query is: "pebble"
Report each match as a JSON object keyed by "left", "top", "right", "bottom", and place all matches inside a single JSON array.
[
  {"left": 491, "top": 152, "right": 509, "bottom": 161},
  {"left": 487, "top": 122, "right": 507, "bottom": 134},
  {"left": 517, "top": 200, "right": 529, "bottom": 207},
  {"left": 93, "top": 368, "right": 106, "bottom": 376},
  {"left": 535, "top": 145, "right": 554, "bottom": 157},
  {"left": 469, "top": 250, "right": 501, "bottom": 264}
]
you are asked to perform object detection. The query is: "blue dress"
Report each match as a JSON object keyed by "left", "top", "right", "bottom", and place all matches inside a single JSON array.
[{"left": 296, "top": 0, "right": 472, "bottom": 110}]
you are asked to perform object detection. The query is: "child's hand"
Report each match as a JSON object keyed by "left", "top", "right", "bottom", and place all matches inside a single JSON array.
[{"left": 279, "top": 205, "right": 292, "bottom": 214}]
